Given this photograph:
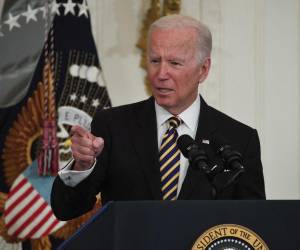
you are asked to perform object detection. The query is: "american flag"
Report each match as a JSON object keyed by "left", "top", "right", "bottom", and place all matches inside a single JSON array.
[
  {"left": 0, "top": 0, "right": 110, "bottom": 247},
  {"left": 3, "top": 161, "right": 65, "bottom": 240}
]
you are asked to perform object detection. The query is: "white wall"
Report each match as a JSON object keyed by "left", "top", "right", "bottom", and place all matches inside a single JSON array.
[
  {"left": 88, "top": 0, "right": 300, "bottom": 199},
  {"left": 263, "top": 0, "right": 299, "bottom": 199}
]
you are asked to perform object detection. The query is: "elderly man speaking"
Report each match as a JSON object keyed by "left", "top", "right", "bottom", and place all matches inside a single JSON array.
[{"left": 51, "top": 14, "right": 265, "bottom": 221}]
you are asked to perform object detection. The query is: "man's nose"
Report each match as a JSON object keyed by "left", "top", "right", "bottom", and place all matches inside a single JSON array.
[{"left": 157, "top": 62, "right": 169, "bottom": 80}]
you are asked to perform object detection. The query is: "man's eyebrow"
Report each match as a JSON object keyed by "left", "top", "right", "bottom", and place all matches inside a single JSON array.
[{"left": 169, "top": 57, "right": 185, "bottom": 62}]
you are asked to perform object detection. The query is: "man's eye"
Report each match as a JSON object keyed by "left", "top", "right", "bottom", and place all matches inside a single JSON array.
[
  {"left": 170, "top": 61, "right": 181, "bottom": 66},
  {"left": 150, "top": 59, "right": 160, "bottom": 64}
]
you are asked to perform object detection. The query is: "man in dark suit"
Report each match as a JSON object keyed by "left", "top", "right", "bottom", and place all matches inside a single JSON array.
[{"left": 51, "top": 15, "right": 265, "bottom": 221}]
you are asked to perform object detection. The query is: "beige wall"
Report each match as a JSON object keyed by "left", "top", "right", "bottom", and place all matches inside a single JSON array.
[{"left": 88, "top": 0, "right": 300, "bottom": 199}]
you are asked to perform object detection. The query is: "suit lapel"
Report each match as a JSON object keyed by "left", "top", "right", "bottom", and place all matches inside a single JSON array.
[
  {"left": 178, "top": 96, "right": 218, "bottom": 200},
  {"left": 129, "top": 96, "right": 219, "bottom": 200},
  {"left": 130, "top": 97, "right": 162, "bottom": 199}
]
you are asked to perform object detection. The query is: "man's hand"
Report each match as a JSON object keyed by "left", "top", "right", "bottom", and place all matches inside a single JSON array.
[{"left": 70, "top": 125, "right": 104, "bottom": 171}]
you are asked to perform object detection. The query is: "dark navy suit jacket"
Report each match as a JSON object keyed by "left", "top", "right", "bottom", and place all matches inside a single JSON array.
[{"left": 51, "top": 96, "right": 265, "bottom": 220}]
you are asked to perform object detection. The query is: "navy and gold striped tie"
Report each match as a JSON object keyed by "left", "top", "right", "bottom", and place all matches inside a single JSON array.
[{"left": 159, "top": 116, "right": 181, "bottom": 200}]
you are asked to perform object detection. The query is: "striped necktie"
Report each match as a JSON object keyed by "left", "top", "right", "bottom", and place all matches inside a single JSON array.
[{"left": 159, "top": 116, "right": 181, "bottom": 200}]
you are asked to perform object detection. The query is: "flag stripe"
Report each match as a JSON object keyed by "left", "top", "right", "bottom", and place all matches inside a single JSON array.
[
  {"left": 9, "top": 175, "right": 24, "bottom": 191},
  {"left": 33, "top": 215, "right": 58, "bottom": 238},
  {"left": 8, "top": 177, "right": 27, "bottom": 197},
  {"left": 42, "top": 219, "right": 60, "bottom": 237},
  {"left": 5, "top": 189, "right": 38, "bottom": 223},
  {"left": 6, "top": 196, "right": 44, "bottom": 233},
  {"left": 5, "top": 193, "right": 40, "bottom": 228},
  {"left": 5, "top": 179, "right": 29, "bottom": 207},
  {"left": 4, "top": 185, "right": 34, "bottom": 216},
  {"left": 23, "top": 209, "right": 53, "bottom": 239},
  {"left": 52, "top": 220, "right": 66, "bottom": 233},
  {"left": 5, "top": 190, "right": 38, "bottom": 223},
  {"left": 11, "top": 202, "right": 48, "bottom": 237},
  {"left": 17, "top": 203, "right": 52, "bottom": 239}
]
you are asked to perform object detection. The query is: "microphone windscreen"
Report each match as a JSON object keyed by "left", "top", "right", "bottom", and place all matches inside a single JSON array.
[{"left": 177, "top": 134, "right": 195, "bottom": 158}]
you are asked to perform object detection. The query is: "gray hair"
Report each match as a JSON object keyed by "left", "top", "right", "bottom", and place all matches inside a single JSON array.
[{"left": 148, "top": 15, "right": 212, "bottom": 63}]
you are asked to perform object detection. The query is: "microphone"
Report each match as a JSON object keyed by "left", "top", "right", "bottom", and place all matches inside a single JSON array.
[
  {"left": 211, "top": 135, "right": 245, "bottom": 186},
  {"left": 177, "top": 134, "right": 212, "bottom": 174}
]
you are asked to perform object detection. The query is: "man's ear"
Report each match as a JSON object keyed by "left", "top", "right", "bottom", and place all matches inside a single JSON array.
[{"left": 199, "top": 57, "right": 211, "bottom": 84}]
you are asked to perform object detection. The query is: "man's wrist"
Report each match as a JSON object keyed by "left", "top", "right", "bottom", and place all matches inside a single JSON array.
[{"left": 72, "top": 160, "right": 95, "bottom": 171}]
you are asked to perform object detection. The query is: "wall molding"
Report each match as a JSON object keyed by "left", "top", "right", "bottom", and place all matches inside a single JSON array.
[
  {"left": 254, "top": 0, "right": 266, "bottom": 142},
  {"left": 199, "top": 0, "right": 222, "bottom": 109}
]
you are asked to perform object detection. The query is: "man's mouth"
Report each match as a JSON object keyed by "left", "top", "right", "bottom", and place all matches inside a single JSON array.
[{"left": 156, "top": 88, "right": 173, "bottom": 94}]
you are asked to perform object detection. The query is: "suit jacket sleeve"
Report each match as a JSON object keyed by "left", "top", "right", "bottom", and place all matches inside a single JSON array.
[
  {"left": 233, "top": 129, "right": 266, "bottom": 199},
  {"left": 51, "top": 110, "right": 110, "bottom": 221}
]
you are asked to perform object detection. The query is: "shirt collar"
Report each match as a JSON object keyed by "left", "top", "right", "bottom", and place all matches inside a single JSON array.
[{"left": 155, "top": 95, "right": 201, "bottom": 132}]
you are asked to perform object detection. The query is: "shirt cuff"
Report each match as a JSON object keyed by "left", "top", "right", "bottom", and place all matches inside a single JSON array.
[{"left": 58, "top": 159, "right": 96, "bottom": 187}]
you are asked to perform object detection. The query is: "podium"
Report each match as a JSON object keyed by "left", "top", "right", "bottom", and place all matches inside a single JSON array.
[{"left": 59, "top": 200, "right": 300, "bottom": 250}]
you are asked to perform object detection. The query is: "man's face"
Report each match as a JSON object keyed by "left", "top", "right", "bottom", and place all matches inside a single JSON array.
[{"left": 147, "top": 27, "right": 210, "bottom": 114}]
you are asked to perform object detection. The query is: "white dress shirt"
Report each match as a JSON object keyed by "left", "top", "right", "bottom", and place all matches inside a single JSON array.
[
  {"left": 59, "top": 96, "right": 201, "bottom": 192},
  {"left": 58, "top": 160, "right": 94, "bottom": 187}
]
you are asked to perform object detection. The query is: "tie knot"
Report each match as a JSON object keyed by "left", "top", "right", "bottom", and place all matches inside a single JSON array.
[{"left": 168, "top": 116, "right": 181, "bottom": 129}]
